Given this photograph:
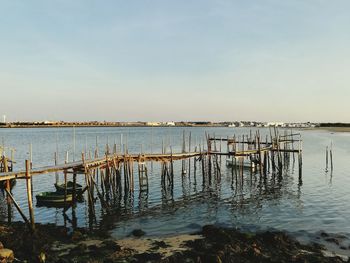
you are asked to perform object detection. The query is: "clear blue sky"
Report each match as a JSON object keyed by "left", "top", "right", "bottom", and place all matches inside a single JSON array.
[{"left": 0, "top": 0, "right": 349, "bottom": 122}]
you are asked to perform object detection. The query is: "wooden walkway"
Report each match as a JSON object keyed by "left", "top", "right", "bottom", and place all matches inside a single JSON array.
[
  {"left": 0, "top": 146, "right": 302, "bottom": 182},
  {"left": 0, "top": 151, "right": 204, "bottom": 181}
]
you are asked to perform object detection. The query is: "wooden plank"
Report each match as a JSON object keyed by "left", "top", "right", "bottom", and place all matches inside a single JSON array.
[{"left": 0, "top": 152, "right": 203, "bottom": 181}]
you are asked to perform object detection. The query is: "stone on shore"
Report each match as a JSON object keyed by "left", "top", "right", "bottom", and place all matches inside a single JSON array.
[
  {"left": 132, "top": 229, "right": 146, "bottom": 237},
  {"left": 0, "top": 248, "right": 14, "bottom": 262}
]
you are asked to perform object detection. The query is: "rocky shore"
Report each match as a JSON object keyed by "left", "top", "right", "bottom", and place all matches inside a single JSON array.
[{"left": 0, "top": 222, "right": 349, "bottom": 263}]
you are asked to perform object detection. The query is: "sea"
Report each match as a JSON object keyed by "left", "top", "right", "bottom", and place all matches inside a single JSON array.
[{"left": 0, "top": 126, "right": 349, "bottom": 255}]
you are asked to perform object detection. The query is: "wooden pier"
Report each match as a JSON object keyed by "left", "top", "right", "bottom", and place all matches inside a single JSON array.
[{"left": 0, "top": 129, "right": 302, "bottom": 230}]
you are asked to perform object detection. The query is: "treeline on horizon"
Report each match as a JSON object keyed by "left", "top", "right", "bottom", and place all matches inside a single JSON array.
[{"left": 319, "top": 123, "right": 350, "bottom": 127}]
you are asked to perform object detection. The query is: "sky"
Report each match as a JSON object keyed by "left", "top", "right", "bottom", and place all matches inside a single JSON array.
[{"left": 0, "top": 0, "right": 349, "bottom": 123}]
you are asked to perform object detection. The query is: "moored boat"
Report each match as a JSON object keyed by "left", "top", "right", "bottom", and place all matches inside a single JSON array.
[
  {"left": 54, "top": 181, "right": 83, "bottom": 194},
  {"left": 36, "top": 191, "right": 73, "bottom": 204},
  {"left": 226, "top": 158, "right": 256, "bottom": 169}
]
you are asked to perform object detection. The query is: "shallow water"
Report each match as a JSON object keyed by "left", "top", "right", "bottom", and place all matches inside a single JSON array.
[{"left": 0, "top": 127, "right": 349, "bottom": 247}]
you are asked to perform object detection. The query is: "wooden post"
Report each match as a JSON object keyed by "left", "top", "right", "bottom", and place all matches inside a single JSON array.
[
  {"left": 170, "top": 147, "right": 174, "bottom": 189},
  {"left": 257, "top": 132, "right": 263, "bottom": 177},
  {"left": 4, "top": 157, "right": 11, "bottom": 223},
  {"left": 263, "top": 151, "right": 267, "bottom": 176},
  {"left": 73, "top": 126, "right": 76, "bottom": 162},
  {"left": 64, "top": 151, "right": 68, "bottom": 207},
  {"left": 182, "top": 131, "right": 185, "bottom": 175},
  {"left": 123, "top": 154, "right": 128, "bottom": 194},
  {"left": 206, "top": 133, "right": 212, "bottom": 183},
  {"left": 291, "top": 130, "right": 295, "bottom": 164},
  {"left": 330, "top": 142, "right": 333, "bottom": 171},
  {"left": 129, "top": 157, "right": 134, "bottom": 193},
  {"left": 325, "top": 146, "right": 329, "bottom": 171},
  {"left": 194, "top": 146, "right": 197, "bottom": 185},
  {"left": 25, "top": 160, "right": 35, "bottom": 230},
  {"left": 6, "top": 178, "right": 11, "bottom": 223},
  {"left": 219, "top": 137, "right": 222, "bottom": 169},
  {"left": 29, "top": 143, "right": 33, "bottom": 200},
  {"left": 54, "top": 152, "right": 59, "bottom": 184},
  {"left": 10, "top": 149, "right": 14, "bottom": 171},
  {"left": 138, "top": 158, "right": 141, "bottom": 191},
  {"left": 240, "top": 157, "right": 244, "bottom": 182},
  {"left": 234, "top": 155, "right": 238, "bottom": 181},
  {"left": 231, "top": 155, "right": 234, "bottom": 183},
  {"left": 200, "top": 146, "right": 205, "bottom": 185},
  {"left": 298, "top": 139, "right": 302, "bottom": 178},
  {"left": 188, "top": 132, "right": 191, "bottom": 179}
]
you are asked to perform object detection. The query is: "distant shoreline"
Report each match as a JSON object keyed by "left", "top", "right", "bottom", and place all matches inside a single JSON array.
[
  {"left": 307, "top": 127, "right": 350, "bottom": 133},
  {"left": 0, "top": 124, "right": 224, "bottom": 129},
  {"left": 0, "top": 123, "right": 312, "bottom": 129},
  {"left": 1, "top": 122, "right": 349, "bottom": 130}
]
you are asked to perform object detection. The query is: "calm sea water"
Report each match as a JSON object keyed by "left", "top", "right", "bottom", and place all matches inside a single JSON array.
[{"left": 0, "top": 127, "right": 349, "bottom": 244}]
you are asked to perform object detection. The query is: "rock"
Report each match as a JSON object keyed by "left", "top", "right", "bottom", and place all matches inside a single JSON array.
[
  {"left": 152, "top": 240, "right": 169, "bottom": 249},
  {"left": 38, "top": 252, "right": 46, "bottom": 263},
  {"left": 0, "top": 242, "right": 3, "bottom": 249},
  {"left": 131, "top": 229, "right": 145, "bottom": 237},
  {"left": 320, "top": 232, "right": 329, "bottom": 238},
  {"left": 202, "top": 225, "right": 232, "bottom": 243},
  {"left": 71, "top": 231, "right": 83, "bottom": 242},
  {"left": 133, "top": 252, "right": 162, "bottom": 261},
  {"left": 325, "top": 237, "right": 340, "bottom": 246},
  {"left": 87, "top": 244, "right": 99, "bottom": 251},
  {"left": 0, "top": 248, "right": 14, "bottom": 262},
  {"left": 101, "top": 240, "right": 121, "bottom": 251}
]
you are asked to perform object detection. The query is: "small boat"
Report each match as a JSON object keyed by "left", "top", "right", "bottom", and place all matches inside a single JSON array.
[
  {"left": 36, "top": 191, "right": 72, "bottom": 205},
  {"left": 226, "top": 158, "right": 256, "bottom": 169},
  {"left": 54, "top": 181, "right": 83, "bottom": 194}
]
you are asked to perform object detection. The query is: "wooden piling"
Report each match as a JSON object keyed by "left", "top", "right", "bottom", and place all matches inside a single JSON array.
[
  {"left": 325, "top": 146, "right": 329, "bottom": 171},
  {"left": 298, "top": 139, "right": 303, "bottom": 177},
  {"left": 257, "top": 132, "right": 263, "bottom": 177},
  {"left": 330, "top": 142, "right": 333, "bottom": 171},
  {"left": 25, "top": 160, "right": 35, "bottom": 230},
  {"left": 188, "top": 132, "right": 191, "bottom": 179},
  {"left": 4, "top": 157, "right": 11, "bottom": 223}
]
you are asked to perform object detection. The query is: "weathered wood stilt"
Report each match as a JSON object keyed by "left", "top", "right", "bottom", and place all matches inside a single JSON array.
[{"left": 25, "top": 160, "right": 35, "bottom": 230}]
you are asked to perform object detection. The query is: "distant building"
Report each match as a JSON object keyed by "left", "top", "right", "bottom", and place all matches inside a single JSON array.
[
  {"left": 165, "top": 122, "right": 175, "bottom": 126},
  {"left": 267, "top": 122, "right": 285, "bottom": 127},
  {"left": 146, "top": 122, "right": 161, "bottom": 126}
]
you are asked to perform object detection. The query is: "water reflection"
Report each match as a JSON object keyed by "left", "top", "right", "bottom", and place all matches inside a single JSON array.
[
  {"left": 0, "top": 190, "right": 7, "bottom": 220},
  {"left": 87, "top": 156, "right": 304, "bottom": 237}
]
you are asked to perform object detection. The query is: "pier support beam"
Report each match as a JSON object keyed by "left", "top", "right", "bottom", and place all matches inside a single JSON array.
[{"left": 25, "top": 160, "right": 35, "bottom": 230}]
